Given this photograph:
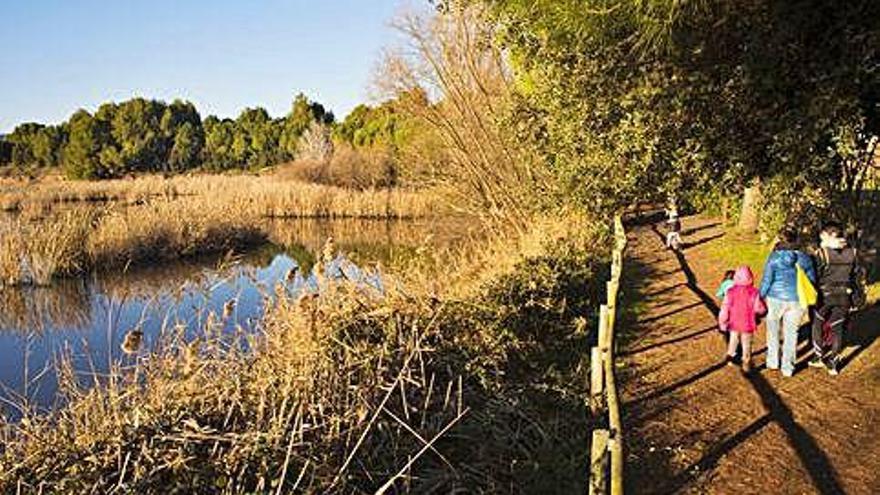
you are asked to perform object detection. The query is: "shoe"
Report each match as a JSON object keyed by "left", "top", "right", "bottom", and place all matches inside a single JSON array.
[
  {"left": 725, "top": 355, "right": 736, "bottom": 367},
  {"left": 827, "top": 359, "right": 840, "bottom": 376},
  {"left": 781, "top": 369, "right": 793, "bottom": 378},
  {"left": 808, "top": 356, "right": 826, "bottom": 369},
  {"left": 741, "top": 359, "right": 751, "bottom": 373}
]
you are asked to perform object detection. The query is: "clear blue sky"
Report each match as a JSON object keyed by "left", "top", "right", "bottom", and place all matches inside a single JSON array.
[{"left": 0, "top": 0, "right": 406, "bottom": 132}]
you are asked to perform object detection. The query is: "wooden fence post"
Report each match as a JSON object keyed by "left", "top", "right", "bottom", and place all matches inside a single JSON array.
[
  {"left": 589, "top": 429, "right": 610, "bottom": 495},
  {"left": 597, "top": 304, "right": 609, "bottom": 351},
  {"left": 588, "top": 213, "right": 627, "bottom": 495},
  {"left": 590, "top": 346, "right": 604, "bottom": 414}
]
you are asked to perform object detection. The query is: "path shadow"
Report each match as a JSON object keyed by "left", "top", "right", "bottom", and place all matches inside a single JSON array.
[
  {"left": 625, "top": 361, "right": 727, "bottom": 408},
  {"left": 644, "top": 283, "right": 685, "bottom": 298},
  {"left": 681, "top": 222, "right": 721, "bottom": 236},
  {"left": 649, "top": 224, "right": 721, "bottom": 339},
  {"left": 682, "top": 232, "right": 725, "bottom": 251},
  {"left": 621, "top": 326, "right": 717, "bottom": 357},
  {"left": 638, "top": 301, "right": 703, "bottom": 325},
  {"left": 839, "top": 303, "right": 880, "bottom": 370}
]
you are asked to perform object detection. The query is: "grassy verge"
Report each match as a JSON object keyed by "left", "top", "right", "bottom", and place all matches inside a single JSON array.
[{"left": 0, "top": 213, "right": 609, "bottom": 493}]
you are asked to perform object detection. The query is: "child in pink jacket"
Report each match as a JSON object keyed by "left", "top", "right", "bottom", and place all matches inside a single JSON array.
[{"left": 718, "top": 266, "right": 766, "bottom": 372}]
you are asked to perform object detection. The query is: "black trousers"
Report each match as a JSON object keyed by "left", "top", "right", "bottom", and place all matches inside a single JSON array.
[{"left": 811, "top": 302, "right": 849, "bottom": 361}]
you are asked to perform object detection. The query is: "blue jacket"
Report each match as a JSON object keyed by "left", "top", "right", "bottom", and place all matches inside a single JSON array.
[{"left": 759, "top": 249, "right": 816, "bottom": 302}]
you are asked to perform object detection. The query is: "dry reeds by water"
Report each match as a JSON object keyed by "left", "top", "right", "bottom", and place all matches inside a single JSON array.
[
  {"left": 0, "top": 173, "right": 442, "bottom": 219},
  {"left": 0, "top": 214, "right": 610, "bottom": 493},
  {"left": 0, "top": 174, "right": 445, "bottom": 287}
]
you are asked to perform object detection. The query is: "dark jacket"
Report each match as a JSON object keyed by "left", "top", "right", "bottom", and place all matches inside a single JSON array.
[
  {"left": 816, "top": 244, "right": 857, "bottom": 306},
  {"left": 759, "top": 249, "right": 816, "bottom": 302}
]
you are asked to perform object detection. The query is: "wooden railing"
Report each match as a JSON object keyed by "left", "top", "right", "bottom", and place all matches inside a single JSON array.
[{"left": 589, "top": 214, "right": 627, "bottom": 495}]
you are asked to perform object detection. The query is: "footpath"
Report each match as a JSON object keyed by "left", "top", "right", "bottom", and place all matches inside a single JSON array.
[{"left": 620, "top": 216, "right": 880, "bottom": 494}]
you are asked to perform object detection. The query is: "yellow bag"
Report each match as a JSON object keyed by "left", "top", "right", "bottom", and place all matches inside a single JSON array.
[{"left": 796, "top": 264, "right": 817, "bottom": 309}]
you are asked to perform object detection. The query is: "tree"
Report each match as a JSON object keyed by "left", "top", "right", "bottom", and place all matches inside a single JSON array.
[
  {"left": 203, "top": 116, "right": 237, "bottom": 170},
  {"left": 0, "top": 140, "right": 11, "bottom": 166},
  {"left": 4, "top": 123, "right": 66, "bottom": 171},
  {"left": 169, "top": 121, "right": 203, "bottom": 172},
  {"left": 63, "top": 110, "right": 110, "bottom": 179},
  {"left": 110, "top": 98, "right": 166, "bottom": 174},
  {"left": 479, "top": 0, "right": 880, "bottom": 228},
  {"left": 161, "top": 100, "right": 203, "bottom": 173},
  {"left": 297, "top": 121, "right": 334, "bottom": 163},
  {"left": 280, "top": 93, "right": 335, "bottom": 158}
]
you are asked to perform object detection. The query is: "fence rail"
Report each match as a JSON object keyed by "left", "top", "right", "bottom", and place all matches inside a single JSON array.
[{"left": 589, "top": 214, "right": 627, "bottom": 495}]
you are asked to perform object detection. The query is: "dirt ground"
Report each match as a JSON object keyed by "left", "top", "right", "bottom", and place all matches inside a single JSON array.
[{"left": 620, "top": 216, "right": 880, "bottom": 495}]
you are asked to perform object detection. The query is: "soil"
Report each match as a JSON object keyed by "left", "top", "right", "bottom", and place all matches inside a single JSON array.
[{"left": 620, "top": 216, "right": 880, "bottom": 495}]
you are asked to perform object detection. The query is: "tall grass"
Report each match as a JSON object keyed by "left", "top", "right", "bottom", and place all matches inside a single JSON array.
[
  {"left": 0, "top": 210, "right": 93, "bottom": 286},
  {"left": 88, "top": 197, "right": 265, "bottom": 269},
  {"left": 0, "top": 174, "right": 446, "bottom": 287},
  {"left": 0, "top": 214, "right": 609, "bottom": 493},
  {"left": 0, "top": 174, "right": 442, "bottom": 219}
]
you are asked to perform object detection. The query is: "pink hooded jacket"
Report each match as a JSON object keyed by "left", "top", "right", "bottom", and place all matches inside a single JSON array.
[{"left": 718, "top": 266, "right": 766, "bottom": 333}]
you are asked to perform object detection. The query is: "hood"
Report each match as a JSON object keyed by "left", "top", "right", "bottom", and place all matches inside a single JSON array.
[
  {"left": 733, "top": 265, "right": 754, "bottom": 286},
  {"left": 773, "top": 249, "right": 798, "bottom": 267}
]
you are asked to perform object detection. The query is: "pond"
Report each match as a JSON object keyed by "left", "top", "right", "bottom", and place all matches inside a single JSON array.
[{"left": 0, "top": 218, "right": 472, "bottom": 419}]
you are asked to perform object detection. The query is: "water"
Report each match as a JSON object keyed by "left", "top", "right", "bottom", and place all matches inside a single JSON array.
[{"left": 0, "top": 218, "right": 470, "bottom": 418}]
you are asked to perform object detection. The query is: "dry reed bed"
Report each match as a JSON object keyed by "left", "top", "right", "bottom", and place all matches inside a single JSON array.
[
  {"left": 0, "top": 214, "right": 609, "bottom": 493},
  {"left": 0, "top": 199, "right": 264, "bottom": 286},
  {"left": 0, "top": 174, "right": 442, "bottom": 219},
  {"left": 0, "top": 175, "right": 444, "bottom": 286},
  {"left": 0, "top": 175, "right": 180, "bottom": 213}
]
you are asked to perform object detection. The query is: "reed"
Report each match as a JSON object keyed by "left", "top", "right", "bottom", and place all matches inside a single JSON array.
[
  {"left": 0, "top": 214, "right": 608, "bottom": 493},
  {"left": 0, "top": 173, "right": 445, "bottom": 287},
  {"left": 0, "top": 173, "right": 443, "bottom": 219},
  {"left": 87, "top": 197, "right": 265, "bottom": 269}
]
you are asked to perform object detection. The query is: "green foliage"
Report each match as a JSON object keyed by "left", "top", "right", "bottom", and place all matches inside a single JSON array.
[
  {"left": 2, "top": 122, "right": 66, "bottom": 173},
  {"left": 279, "top": 93, "right": 334, "bottom": 157},
  {"left": 6, "top": 93, "right": 338, "bottom": 179},
  {"left": 63, "top": 110, "right": 110, "bottom": 179},
  {"left": 708, "top": 234, "right": 773, "bottom": 280},
  {"left": 482, "top": 0, "right": 880, "bottom": 220},
  {"left": 334, "top": 102, "right": 406, "bottom": 149}
]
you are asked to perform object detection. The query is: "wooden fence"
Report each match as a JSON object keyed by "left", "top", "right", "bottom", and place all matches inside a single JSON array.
[{"left": 589, "top": 214, "right": 627, "bottom": 495}]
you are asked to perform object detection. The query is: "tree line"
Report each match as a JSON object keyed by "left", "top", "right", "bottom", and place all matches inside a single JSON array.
[{"left": 0, "top": 93, "right": 409, "bottom": 180}]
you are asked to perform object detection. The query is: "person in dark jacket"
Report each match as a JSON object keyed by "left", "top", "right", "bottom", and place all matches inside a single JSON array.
[
  {"left": 808, "top": 223, "right": 858, "bottom": 375},
  {"left": 759, "top": 230, "right": 816, "bottom": 377}
]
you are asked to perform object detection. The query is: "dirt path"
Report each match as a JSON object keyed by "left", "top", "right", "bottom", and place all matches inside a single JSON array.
[{"left": 621, "top": 216, "right": 880, "bottom": 495}]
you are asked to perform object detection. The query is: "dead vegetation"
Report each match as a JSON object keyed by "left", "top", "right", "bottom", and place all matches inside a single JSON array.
[{"left": 0, "top": 214, "right": 609, "bottom": 493}]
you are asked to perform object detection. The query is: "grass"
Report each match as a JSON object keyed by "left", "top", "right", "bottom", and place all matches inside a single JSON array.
[
  {"left": 706, "top": 230, "right": 773, "bottom": 280},
  {"left": 0, "top": 174, "right": 442, "bottom": 220},
  {"left": 0, "top": 174, "right": 447, "bottom": 287},
  {"left": 0, "top": 213, "right": 610, "bottom": 493}
]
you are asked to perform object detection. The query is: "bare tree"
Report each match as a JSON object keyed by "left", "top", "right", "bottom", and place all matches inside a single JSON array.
[
  {"left": 297, "top": 121, "right": 334, "bottom": 163},
  {"left": 376, "top": 4, "right": 549, "bottom": 230}
]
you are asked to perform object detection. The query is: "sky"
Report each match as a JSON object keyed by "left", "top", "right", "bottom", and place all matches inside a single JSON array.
[{"left": 0, "top": 0, "right": 407, "bottom": 133}]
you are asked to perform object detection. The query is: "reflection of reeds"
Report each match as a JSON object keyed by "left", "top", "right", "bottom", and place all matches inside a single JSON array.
[{"left": 0, "top": 280, "right": 91, "bottom": 333}]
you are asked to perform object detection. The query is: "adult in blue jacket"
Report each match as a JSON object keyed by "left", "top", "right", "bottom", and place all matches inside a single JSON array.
[{"left": 759, "top": 230, "right": 816, "bottom": 377}]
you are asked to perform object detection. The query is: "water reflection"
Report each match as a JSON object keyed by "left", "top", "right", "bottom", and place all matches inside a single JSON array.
[
  {"left": 0, "top": 280, "right": 92, "bottom": 333},
  {"left": 0, "top": 218, "right": 470, "bottom": 417}
]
